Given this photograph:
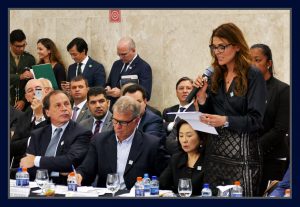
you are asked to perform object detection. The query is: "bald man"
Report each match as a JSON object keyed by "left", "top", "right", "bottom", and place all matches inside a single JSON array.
[{"left": 106, "top": 37, "right": 152, "bottom": 108}]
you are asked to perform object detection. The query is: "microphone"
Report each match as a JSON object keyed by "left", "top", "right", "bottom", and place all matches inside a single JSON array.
[{"left": 185, "top": 66, "right": 214, "bottom": 103}]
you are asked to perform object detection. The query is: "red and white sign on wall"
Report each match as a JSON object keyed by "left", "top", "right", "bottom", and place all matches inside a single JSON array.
[{"left": 109, "top": 10, "right": 121, "bottom": 23}]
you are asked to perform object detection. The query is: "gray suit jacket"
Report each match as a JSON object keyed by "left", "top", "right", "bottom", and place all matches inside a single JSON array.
[
  {"left": 76, "top": 103, "right": 91, "bottom": 123},
  {"left": 79, "top": 111, "right": 113, "bottom": 133}
]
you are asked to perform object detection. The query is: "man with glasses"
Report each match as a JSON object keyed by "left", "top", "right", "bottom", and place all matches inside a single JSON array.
[
  {"left": 10, "top": 79, "right": 52, "bottom": 170},
  {"left": 75, "top": 96, "right": 169, "bottom": 190},
  {"left": 10, "top": 29, "right": 36, "bottom": 111},
  {"left": 105, "top": 37, "right": 152, "bottom": 108}
]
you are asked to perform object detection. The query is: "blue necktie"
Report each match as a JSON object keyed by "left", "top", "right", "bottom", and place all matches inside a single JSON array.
[
  {"left": 45, "top": 128, "right": 63, "bottom": 157},
  {"left": 179, "top": 107, "right": 185, "bottom": 112}
]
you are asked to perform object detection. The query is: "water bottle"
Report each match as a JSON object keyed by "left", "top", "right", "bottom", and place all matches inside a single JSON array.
[
  {"left": 22, "top": 168, "right": 30, "bottom": 187},
  {"left": 201, "top": 183, "right": 212, "bottom": 197},
  {"left": 67, "top": 172, "right": 77, "bottom": 191},
  {"left": 15, "top": 168, "right": 22, "bottom": 186},
  {"left": 231, "top": 181, "right": 243, "bottom": 197},
  {"left": 150, "top": 176, "right": 159, "bottom": 196},
  {"left": 16, "top": 167, "right": 29, "bottom": 187},
  {"left": 135, "top": 177, "right": 145, "bottom": 197},
  {"left": 143, "top": 173, "right": 151, "bottom": 196}
]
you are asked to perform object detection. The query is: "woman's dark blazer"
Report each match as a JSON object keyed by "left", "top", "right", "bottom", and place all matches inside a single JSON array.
[{"left": 159, "top": 151, "right": 205, "bottom": 195}]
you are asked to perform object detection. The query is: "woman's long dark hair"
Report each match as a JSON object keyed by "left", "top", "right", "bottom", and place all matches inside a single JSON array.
[
  {"left": 37, "top": 38, "right": 65, "bottom": 70},
  {"left": 210, "top": 23, "right": 252, "bottom": 96}
]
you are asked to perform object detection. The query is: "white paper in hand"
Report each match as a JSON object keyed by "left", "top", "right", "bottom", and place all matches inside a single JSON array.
[{"left": 167, "top": 112, "right": 218, "bottom": 135}]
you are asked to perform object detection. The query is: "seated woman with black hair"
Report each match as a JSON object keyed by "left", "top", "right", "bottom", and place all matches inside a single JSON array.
[{"left": 159, "top": 119, "right": 207, "bottom": 195}]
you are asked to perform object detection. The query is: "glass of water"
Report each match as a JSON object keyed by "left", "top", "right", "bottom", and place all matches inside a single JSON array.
[
  {"left": 35, "top": 169, "right": 49, "bottom": 195},
  {"left": 106, "top": 173, "right": 120, "bottom": 197},
  {"left": 178, "top": 178, "right": 192, "bottom": 197}
]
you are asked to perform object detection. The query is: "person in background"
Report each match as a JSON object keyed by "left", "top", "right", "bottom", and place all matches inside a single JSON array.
[
  {"left": 10, "top": 29, "right": 35, "bottom": 111},
  {"left": 75, "top": 96, "right": 169, "bottom": 190},
  {"left": 250, "top": 43, "right": 290, "bottom": 195},
  {"left": 39, "top": 78, "right": 53, "bottom": 95},
  {"left": 37, "top": 38, "right": 66, "bottom": 89},
  {"left": 20, "top": 90, "right": 91, "bottom": 184},
  {"left": 194, "top": 23, "right": 266, "bottom": 196},
  {"left": 121, "top": 82, "right": 161, "bottom": 117},
  {"left": 106, "top": 37, "right": 152, "bottom": 108},
  {"left": 79, "top": 86, "right": 113, "bottom": 135},
  {"left": 69, "top": 75, "right": 91, "bottom": 123},
  {"left": 122, "top": 84, "right": 166, "bottom": 143},
  {"left": 63, "top": 37, "right": 106, "bottom": 92},
  {"left": 163, "top": 77, "right": 196, "bottom": 155},
  {"left": 159, "top": 119, "right": 207, "bottom": 195},
  {"left": 10, "top": 79, "right": 53, "bottom": 170}
]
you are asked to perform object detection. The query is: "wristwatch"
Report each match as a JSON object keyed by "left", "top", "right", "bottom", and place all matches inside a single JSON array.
[{"left": 223, "top": 116, "right": 229, "bottom": 128}]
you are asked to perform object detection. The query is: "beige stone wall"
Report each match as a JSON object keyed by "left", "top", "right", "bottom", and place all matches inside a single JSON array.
[{"left": 10, "top": 9, "right": 290, "bottom": 111}]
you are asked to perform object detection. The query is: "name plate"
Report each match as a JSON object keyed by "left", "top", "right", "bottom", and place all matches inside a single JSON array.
[{"left": 10, "top": 186, "right": 30, "bottom": 197}]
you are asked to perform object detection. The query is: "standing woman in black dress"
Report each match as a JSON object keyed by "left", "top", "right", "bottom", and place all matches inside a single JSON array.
[
  {"left": 37, "top": 38, "right": 66, "bottom": 89},
  {"left": 194, "top": 23, "right": 267, "bottom": 196},
  {"left": 250, "top": 44, "right": 290, "bottom": 195}
]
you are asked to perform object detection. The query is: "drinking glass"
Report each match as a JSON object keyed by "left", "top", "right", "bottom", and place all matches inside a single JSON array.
[
  {"left": 35, "top": 169, "right": 49, "bottom": 195},
  {"left": 106, "top": 173, "right": 120, "bottom": 197},
  {"left": 178, "top": 178, "right": 192, "bottom": 197}
]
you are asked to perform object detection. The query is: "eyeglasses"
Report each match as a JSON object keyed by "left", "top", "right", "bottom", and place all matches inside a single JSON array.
[
  {"left": 13, "top": 42, "right": 27, "bottom": 49},
  {"left": 209, "top": 43, "right": 232, "bottom": 53},
  {"left": 112, "top": 117, "right": 137, "bottom": 126},
  {"left": 117, "top": 50, "right": 130, "bottom": 57}
]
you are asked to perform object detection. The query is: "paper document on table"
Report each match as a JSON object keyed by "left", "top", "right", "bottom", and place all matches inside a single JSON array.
[{"left": 167, "top": 112, "right": 218, "bottom": 135}]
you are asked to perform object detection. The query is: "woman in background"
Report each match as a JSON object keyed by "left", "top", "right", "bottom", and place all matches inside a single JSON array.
[
  {"left": 194, "top": 23, "right": 266, "bottom": 196},
  {"left": 159, "top": 119, "right": 207, "bottom": 196},
  {"left": 37, "top": 38, "right": 66, "bottom": 89},
  {"left": 250, "top": 44, "right": 290, "bottom": 195}
]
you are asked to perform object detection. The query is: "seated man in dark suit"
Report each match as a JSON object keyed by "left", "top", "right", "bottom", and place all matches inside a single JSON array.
[
  {"left": 10, "top": 79, "right": 53, "bottom": 169},
  {"left": 70, "top": 76, "right": 91, "bottom": 123},
  {"left": 75, "top": 96, "right": 169, "bottom": 190},
  {"left": 20, "top": 90, "right": 92, "bottom": 185},
  {"left": 62, "top": 37, "right": 106, "bottom": 91},
  {"left": 162, "top": 77, "right": 196, "bottom": 155},
  {"left": 122, "top": 84, "right": 166, "bottom": 143},
  {"left": 105, "top": 37, "right": 152, "bottom": 108},
  {"left": 79, "top": 86, "right": 113, "bottom": 136}
]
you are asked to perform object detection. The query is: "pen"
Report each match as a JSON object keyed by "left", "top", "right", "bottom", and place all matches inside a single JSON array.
[{"left": 71, "top": 164, "right": 78, "bottom": 184}]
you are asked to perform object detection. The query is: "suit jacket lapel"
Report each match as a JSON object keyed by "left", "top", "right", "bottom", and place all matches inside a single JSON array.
[
  {"left": 102, "top": 111, "right": 112, "bottom": 132},
  {"left": 124, "top": 131, "right": 143, "bottom": 175},
  {"left": 126, "top": 55, "right": 140, "bottom": 74},
  {"left": 83, "top": 57, "right": 92, "bottom": 76},
  {"left": 106, "top": 133, "right": 117, "bottom": 172},
  {"left": 41, "top": 126, "right": 52, "bottom": 155},
  {"left": 76, "top": 103, "right": 88, "bottom": 122},
  {"left": 55, "top": 121, "right": 73, "bottom": 155}
]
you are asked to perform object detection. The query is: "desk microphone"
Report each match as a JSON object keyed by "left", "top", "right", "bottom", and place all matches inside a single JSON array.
[{"left": 185, "top": 66, "right": 214, "bottom": 103}]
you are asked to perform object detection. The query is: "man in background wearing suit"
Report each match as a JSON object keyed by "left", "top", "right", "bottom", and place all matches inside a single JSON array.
[
  {"left": 10, "top": 29, "right": 36, "bottom": 111},
  {"left": 79, "top": 86, "right": 113, "bottom": 136},
  {"left": 106, "top": 37, "right": 152, "bottom": 108},
  {"left": 75, "top": 96, "right": 169, "bottom": 190},
  {"left": 162, "top": 77, "right": 196, "bottom": 155},
  {"left": 63, "top": 37, "right": 106, "bottom": 89},
  {"left": 122, "top": 84, "right": 166, "bottom": 143},
  {"left": 70, "top": 76, "right": 91, "bottom": 123},
  {"left": 20, "top": 90, "right": 91, "bottom": 184},
  {"left": 10, "top": 79, "right": 53, "bottom": 169}
]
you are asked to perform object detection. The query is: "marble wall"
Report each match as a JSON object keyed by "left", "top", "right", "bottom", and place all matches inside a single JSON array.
[{"left": 10, "top": 9, "right": 290, "bottom": 111}]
